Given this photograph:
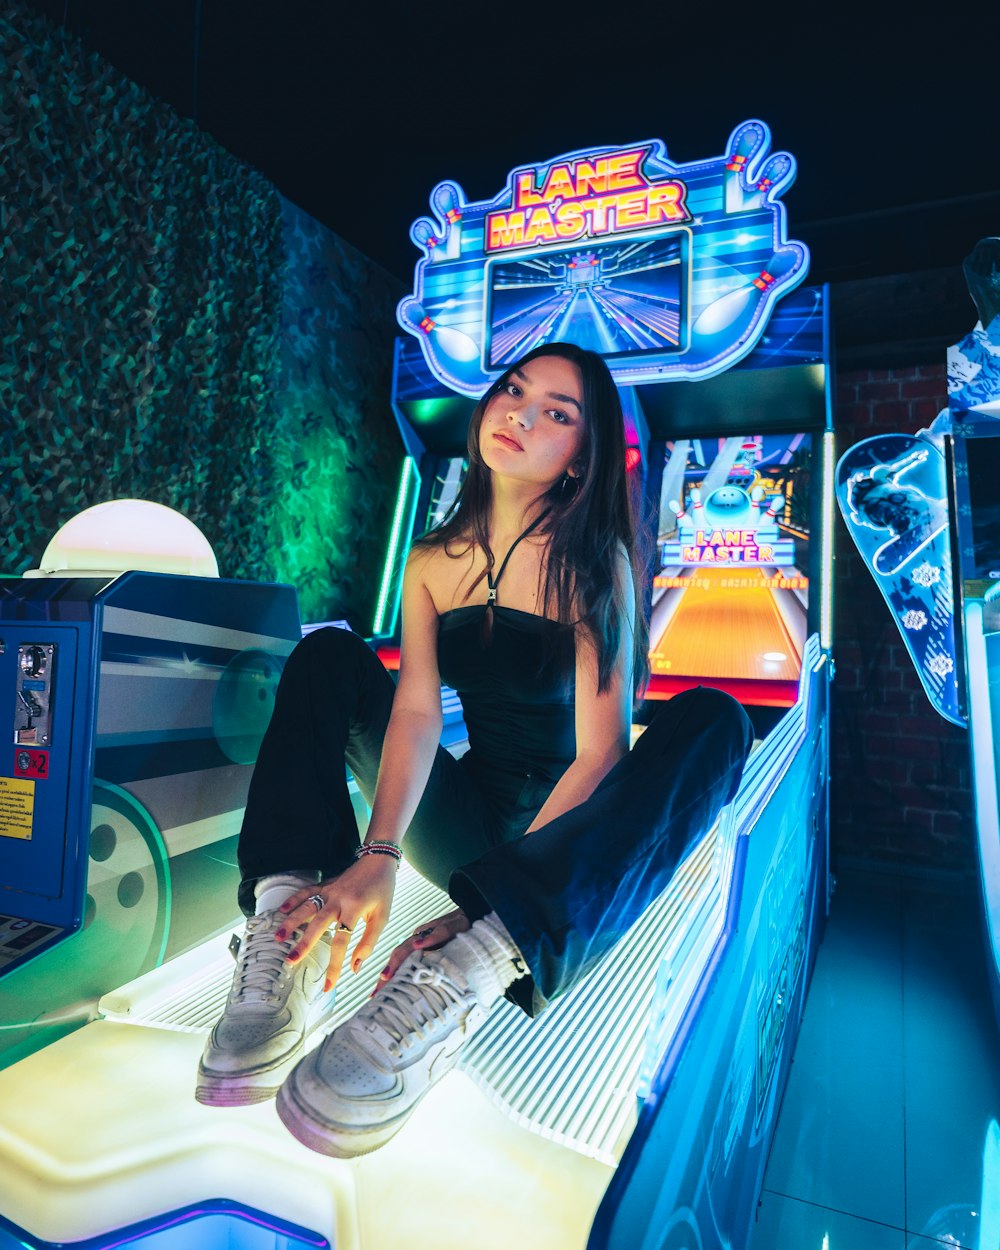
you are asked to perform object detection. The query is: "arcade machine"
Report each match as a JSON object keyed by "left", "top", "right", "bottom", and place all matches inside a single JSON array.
[
  {"left": 0, "top": 501, "right": 302, "bottom": 1068},
  {"left": 837, "top": 238, "right": 1000, "bottom": 1025},
  {"left": 0, "top": 122, "right": 833, "bottom": 1250},
  {"left": 380, "top": 119, "right": 836, "bottom": 1250}
]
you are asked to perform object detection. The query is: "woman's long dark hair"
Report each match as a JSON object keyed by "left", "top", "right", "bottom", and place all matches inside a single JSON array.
[{"left": 415, "top": 342, "right": 650, "bottom": 695}]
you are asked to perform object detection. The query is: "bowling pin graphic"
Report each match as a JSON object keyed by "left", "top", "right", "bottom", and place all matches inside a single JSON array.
[
  {"left": 430, "top": 182, "right": 464, "bottom": 261},
  {"left": 749, "top": 485, "right": 765, "bottom": 530},
  {"left": 411, "top": 217, "right": 443, "bottom": 257},
  {"left": 758, "top": 495, "right": 785, "bottom": 536},
  {"left": 669, "top": 497, "right": 694, "bottom": 540},
  {"left": 689, "top": 486, "right": 705, "bottom": 535},
  {"left": 690, "top": 247, "right": 804, "bottom": 355},
  {"left": 724, "top": 121, "right": 767, "bottom": 215},
  {"left": 409, "top": 182, "right": 466, "bottom": 263},
  {"left": 397, "top": 297, "right": 481, "bottom": 369},
  {"left": 724, "top": 121, "right": 796, "bottom": 214}
]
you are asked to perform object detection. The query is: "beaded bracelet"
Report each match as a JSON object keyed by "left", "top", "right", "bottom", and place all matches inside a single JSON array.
[{"left": 354, "top": 840, "right": 402, "bottom": 867}]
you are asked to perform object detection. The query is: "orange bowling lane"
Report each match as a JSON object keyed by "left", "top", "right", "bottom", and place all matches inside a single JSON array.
[{"left": 650, "top": 567, "right": 802, "bottom": 689}]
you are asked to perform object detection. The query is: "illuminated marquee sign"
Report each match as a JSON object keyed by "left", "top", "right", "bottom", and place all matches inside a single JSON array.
[
  {"left": 660, "top": 471, "right": 796, "bottom": 569},
  {"left": 663, "top": 529, "right": 796, "bottom": 568},
  {"left": 484, "top": 147, "right": 689, "bottom": 252},
  {"left": 398, "top": 120, "right": 808, "bottom": 398}
]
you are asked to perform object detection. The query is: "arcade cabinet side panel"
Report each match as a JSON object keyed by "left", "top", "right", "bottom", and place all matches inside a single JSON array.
[
  {"left": 0, "top": 573, "right": 302, "bottom": 1072},
  {"left": 1, "top": 622, "right": 93, "bottom": 934},
  {"left": 589, "top": 668, "right": 829, "bottom": 1250},
  {"left": 95, "top": 573, "right": 304, "bottom": 959},
  {"left": 0, "top": 586, "right": 104, "bottom": 1069}
]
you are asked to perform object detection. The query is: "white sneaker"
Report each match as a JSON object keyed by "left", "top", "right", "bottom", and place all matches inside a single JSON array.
[
  {"left": 276, "top": 940, "right": 494, "bottom": 1155},
  {"left": 196, "top": 909, "right": 334, "bottom": 1107}
]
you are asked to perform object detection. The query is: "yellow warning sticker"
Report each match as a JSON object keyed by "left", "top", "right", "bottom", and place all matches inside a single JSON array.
[{"left": 0, "top": 776, "right": 34, "bottom": 840}]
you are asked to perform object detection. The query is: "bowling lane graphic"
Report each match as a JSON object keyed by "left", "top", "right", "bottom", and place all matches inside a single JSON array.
[
  {"left": 485, "top": 234, "right": 687, "bottom": 368},
  {"left": 649, "top": 432, "right": 813, "bottom": 703},
  {"left": 650, "top": 566, "right": 805, "bottom": 688}
]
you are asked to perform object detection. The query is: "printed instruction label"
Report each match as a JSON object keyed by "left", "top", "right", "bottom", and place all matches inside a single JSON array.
[{"left": 0, "top": 776, "right": 34, "bottom": 840}]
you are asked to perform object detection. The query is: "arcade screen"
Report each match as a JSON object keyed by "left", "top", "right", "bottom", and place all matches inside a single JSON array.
[
  {"left": 964, "top": 435, "right": 1000, "bottom": 579},
  {"left": 650, "top": 433, "right": 813, "bottom": 706},
  {"left": 484, "top": 232, "right": 689, "bottom": 369}
]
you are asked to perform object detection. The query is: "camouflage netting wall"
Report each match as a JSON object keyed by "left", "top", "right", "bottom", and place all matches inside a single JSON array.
[
  {"left": 272, "top": 201, "right": 405, "bottom": 627},
  {"left": 1, "top": 3, "right": 405, "bottom": 628}
]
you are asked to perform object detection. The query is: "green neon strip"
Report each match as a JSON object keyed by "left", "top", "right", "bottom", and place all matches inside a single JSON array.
[
  {"left": 387, "top": 469, "right": 422, "bottom": 637},
  {"left": 372, "top": 457, "right": 415, "bottom": 636}
]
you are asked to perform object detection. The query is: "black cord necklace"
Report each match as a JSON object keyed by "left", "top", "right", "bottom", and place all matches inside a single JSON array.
[{"left": 481, "top": 508, "right": 551, "bottom": 642}]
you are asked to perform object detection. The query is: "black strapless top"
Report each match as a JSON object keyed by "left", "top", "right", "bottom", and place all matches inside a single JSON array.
[{"left": 437, "top": 605, "right": 576, "bottom": 786}]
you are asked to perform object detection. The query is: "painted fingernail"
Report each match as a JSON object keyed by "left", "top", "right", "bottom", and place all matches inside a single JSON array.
[
  {"left": 324, "top": 978, "right": 332, "bottom": 993},
  {"left": 278, "top": 903, "right": 290, "bottom": 913},
  {"left": 275, "top": 928, "right": 286, "bottom": 941},
  {"left": 287, "top": 949, "right": 299, "bottom": 962}
]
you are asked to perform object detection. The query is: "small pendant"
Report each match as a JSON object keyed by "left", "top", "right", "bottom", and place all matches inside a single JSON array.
[{"left": 486, "top": 587, "right": 497, "bottom": 604}]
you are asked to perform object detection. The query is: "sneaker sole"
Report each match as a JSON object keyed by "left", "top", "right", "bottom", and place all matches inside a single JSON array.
[
  {"left": 195, "top": 986, "right": 337, "bottom": 1108},
  {"left": 195, "top": 1044, "right": 305, "bottom": 1107},
  {"left": 274, "top": 1056, "right": 419, "bottom": 1157}
]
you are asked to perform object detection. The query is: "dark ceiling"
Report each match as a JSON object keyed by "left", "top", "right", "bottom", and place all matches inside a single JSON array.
[{"left": 22, "top": 0, "right": 1000, "bottom": 297}]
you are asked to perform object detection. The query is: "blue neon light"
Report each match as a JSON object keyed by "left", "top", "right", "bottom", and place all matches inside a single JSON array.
[
  {"left": 0, "top": 1199, "right": 328, "bottom": 1250},
  {"left": 399, "top": 120, "right": 808, "bottom": 396}
]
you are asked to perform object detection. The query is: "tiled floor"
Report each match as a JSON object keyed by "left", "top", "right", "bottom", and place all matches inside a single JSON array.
[{"left": 756, "top": 868, "right": 1000, "bottom": 1250}]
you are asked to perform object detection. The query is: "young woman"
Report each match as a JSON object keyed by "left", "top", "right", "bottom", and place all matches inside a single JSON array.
[{"left": 197, "top": 342, "right": 753, "bottom": 1158}]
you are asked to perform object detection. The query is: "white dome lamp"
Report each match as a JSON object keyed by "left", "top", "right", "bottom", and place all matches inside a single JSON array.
[{"left": 24, "top": 500, "right": 220, "bottom": 579}]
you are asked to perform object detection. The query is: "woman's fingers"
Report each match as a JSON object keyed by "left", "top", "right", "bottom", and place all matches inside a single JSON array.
[
  {"left": 412, "top": 909, "right": 470, "bottom": 949},
  {"left": 372, "top": 910, "right": 472, "bottom": 994},
  {"left": 276, "top": 886, "right": 330, "bottom": 934},
  {"left": 373, "top": 937, "right": 416, "bottom": 993},
  {"left": 349, "top": 911, "right": 386, "bottom": 976},
  {"left": 275, "top": 887, "right": 354, "bottom": 967},
  {"left": 411, "top": 921, "right": 451, "bottom": 949},
  {"left": 323, "top": 921, "right": 357, "bottom": 992}
]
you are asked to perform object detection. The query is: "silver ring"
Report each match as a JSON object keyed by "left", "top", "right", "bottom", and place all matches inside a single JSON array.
[
  {"left": 414, "top": 926, "right": 435, "bottom": 940},
  {"left": 306, "top": 893, "right": 325, "bottom": 913},
  {"left": 337, "top": 921, "right": 352, "bottom": 933}
]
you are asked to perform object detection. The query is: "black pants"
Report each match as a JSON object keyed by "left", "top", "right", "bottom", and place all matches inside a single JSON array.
[{"left": 238, "top": 628, "right": 753, "bottom": 1016}]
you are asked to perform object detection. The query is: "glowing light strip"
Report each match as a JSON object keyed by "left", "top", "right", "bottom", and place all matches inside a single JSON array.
[
  {"left": 963, "top": 603, "right": 1000, "bottom": 977},
  {"left": 459, "top": 820, "right": 725, "bottom": 1162},
  {"left": 372, "top": 457, "right": 417, "bottom": 636},
  {"left": 101, "top": 862, "right": 452, "bottom": 1034},
  {"left": 730, "top": 634, "right": 820, "bottom": 835},
  {"left": 982, "top": 1119, "right": 1000, "bottom": 1250},
  {"left": 820, "top": 431, "right": 834, "bottom": 651},
  {"left": 103, "top": 648, "right": 826, "bottom": 1168}
]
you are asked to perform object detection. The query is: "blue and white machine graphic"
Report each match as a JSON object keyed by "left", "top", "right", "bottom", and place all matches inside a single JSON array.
[{"left": 399, "top": 120, "right": 808, "bottom": 396}]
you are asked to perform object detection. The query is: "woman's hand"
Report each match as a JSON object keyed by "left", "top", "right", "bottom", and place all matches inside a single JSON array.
[
  {"left": 373, "top": 907, "right": 471, "bottom": 994},
  {"left": 275, "top": 854, "right": 398, "bottom": 991}
]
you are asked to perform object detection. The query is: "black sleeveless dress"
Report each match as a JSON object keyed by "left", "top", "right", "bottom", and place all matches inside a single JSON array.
[
  {"left": 438, "top": 604, "right": 575, "bottom": 802},
  {"left": 436, "top": 511, "right": 576, "bottom": 830}
]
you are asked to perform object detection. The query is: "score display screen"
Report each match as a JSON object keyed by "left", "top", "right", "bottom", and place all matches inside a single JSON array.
[
  {"left": 484, "top": 233, "right": 688, "bottom": 370},
  {"left": 650, "top": 433, "right": 813, "bottom": 705},
  {"left": 964, "top": 434, "right": 1000, "bottom": 580}
]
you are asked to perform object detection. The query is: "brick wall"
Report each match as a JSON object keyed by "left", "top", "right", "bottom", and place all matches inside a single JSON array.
[{"left": 831, "top": 362, "right": 976, "bottom": 876}]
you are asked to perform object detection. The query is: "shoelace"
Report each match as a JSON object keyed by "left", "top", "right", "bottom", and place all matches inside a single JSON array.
[
  {"left": 230, "top": 913, "right": 297, "bottom": 1007},
  {"left": 363, "top": 962, "right": 469, "bottom": 1052}
]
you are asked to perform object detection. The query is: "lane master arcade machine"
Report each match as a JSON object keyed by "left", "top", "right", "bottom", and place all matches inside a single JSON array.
[
  {"left": 0, "top": 122, "right": 833, "bottom": 1250},
  {"left": 379, "top": 119, "right": 835, "bottom": 1250}
]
